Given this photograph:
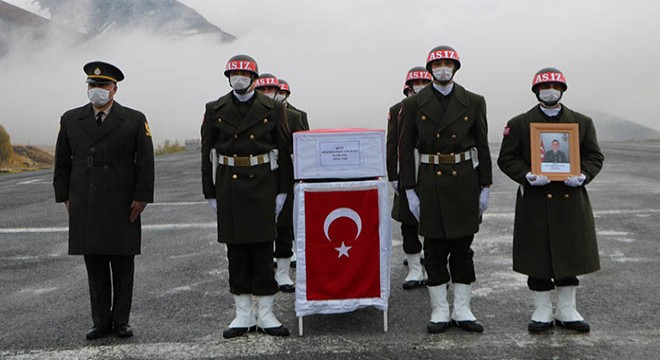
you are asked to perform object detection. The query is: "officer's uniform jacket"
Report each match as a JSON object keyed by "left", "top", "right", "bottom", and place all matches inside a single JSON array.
[
  {"left": 544, "top": 150, "right": 567, "bottom": 163},
  {"left": 497, "top": 105, "right": 604, "bottom": 279},
  {"left": 201, "top": 91, "right": 293, "bottom": 244},
  {"left": 399, "top": 83, "right": 492, "bottom": 239},
  {"left": 53, "top": 102, "right": 154, "bottom": 255},
  {"left": 386, "top": 100, "right": 417, "bottom": 225}
]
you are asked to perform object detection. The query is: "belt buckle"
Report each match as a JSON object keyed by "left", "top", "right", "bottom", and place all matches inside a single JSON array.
[
  {"left": 234, "top": 157, "right": 250, "bottom": 167},
  {"left": 87, "top": 156, "right": 94, "bottom": 167}
]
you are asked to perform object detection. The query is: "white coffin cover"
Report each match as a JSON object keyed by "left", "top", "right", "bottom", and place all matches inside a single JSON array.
[
  {"left": 294, "top": 179, "right": 392, "bottom": 317},
  {"left": 293, "top": 129, "right": 386, "bottom": 180}
]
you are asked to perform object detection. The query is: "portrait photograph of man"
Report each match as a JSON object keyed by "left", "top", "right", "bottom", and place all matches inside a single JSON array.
[{"left": 540, "top": 132, "right": 570, "bottom": 173}]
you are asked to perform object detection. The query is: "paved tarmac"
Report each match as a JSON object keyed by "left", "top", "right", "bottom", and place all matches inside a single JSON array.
[{"left": 1, "top": 142, "right": 659, "bottom": 360}]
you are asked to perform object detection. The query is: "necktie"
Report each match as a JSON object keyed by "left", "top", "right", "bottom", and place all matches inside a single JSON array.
[{"left": 96, "top": 112, "right": 104, "bottom": 127}]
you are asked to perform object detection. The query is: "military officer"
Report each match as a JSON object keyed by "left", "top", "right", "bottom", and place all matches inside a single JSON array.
[
  {"left": 201, "top": 55, "right": 293, "bottom": 338},
  {"left": 544, "top": 140, "right": 568, "bottom": 163},
  {"left": 497, "top": 67, "right": 604, "bottom": 333},
  {"left": 399, "top": 46, "right": 492, "bottom": 333},
  {"left": 53, "top": 61, "right": 154, "bottom": 340},
  {"left": 253, "top": 73, "right": 305, "bottom": 293},
  {"left": 277, "top": 79, "right": 310, "bottom": 131},
  {"left": 386, "top": 66, "right": 432, "bottom": 290}
]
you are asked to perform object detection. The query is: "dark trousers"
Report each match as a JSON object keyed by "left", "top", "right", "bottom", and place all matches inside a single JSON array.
[
  {"left": 527, "top": 276, "right": 579, "bottom": 291},
  {"left": 227, "top": 242, "right": 279, "bottom": 296},
  {"left": 273, "top": 226, "right": 293, "bottom": 259},
  {"left": 401, "top": 223, "right": 422, "bottom": 255},
  {"left": 83, "top": 255, "right": 135, "bottom": 328},
  {"left": 423, "top": 235, "right": 476, "bottom": 286}
]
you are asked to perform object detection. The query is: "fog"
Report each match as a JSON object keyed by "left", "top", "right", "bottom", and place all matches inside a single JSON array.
[{"left": 1, "top": 0, "right": 659, "bottom": 146}]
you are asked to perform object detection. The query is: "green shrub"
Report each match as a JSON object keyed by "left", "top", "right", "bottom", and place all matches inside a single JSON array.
[
  {"left": 155, "top": 139, "right": 185, "bottom": 156},
  {"left": 0, "top": 124, "right": 13, "bottom": 162}
]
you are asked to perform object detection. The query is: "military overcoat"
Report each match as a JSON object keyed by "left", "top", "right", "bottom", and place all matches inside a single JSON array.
[
  {"left": 399, "top": 83, "right": 492, "bottom": 239},
  {"left": 53, "top": 102, "right": 154, "bottom": 255},
  {"left": 497, "top": 105, "right": 604, "bottom": 278},
  {"left": 201, "top": 91, "right": 292, "bottom": 244},
  {"left": 287, "top": 103, "right": 309, "bottom": 130},
  {"left": 277, "top": 108, "right": 305, "bottom": 228},
  {"left": 386, "top": 100, "right": 417, "bottom": 225}
]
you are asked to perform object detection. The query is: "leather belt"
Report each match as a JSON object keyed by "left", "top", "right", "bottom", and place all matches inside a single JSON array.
[
  {"left": 73, "top": 157, "right": 135, "bottom": 167},
  {"left": 420, "top": 148, "right": 473, "bottom": 165},
  {"left": 217, "top": 153, "right": 270, "bottom": 167}
]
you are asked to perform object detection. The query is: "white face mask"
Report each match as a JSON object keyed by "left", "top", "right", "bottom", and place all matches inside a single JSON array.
[
  {"left": 263, "top": 92, "right": 276, "bottom": 99},
  {"left": 87, "top": 87, "right": 111, "bottom": 107},
  {"left": 538, "top": 88, "right": 562, "bottom": 105},
  {"left": 274, "top": 93, "right": 287, "bottom": 102},
  {"left": 230, "top": 75, "right": 251, "bottom": 92},
  {"left": 432, "top": 67, "right": 453, "bottom": 82},
  {"left": 412, "top": 85, "right": 427, "bottom": 94}
]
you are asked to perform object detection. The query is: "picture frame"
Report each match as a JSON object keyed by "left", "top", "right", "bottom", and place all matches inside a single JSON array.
[{"left": 530, "top": 123, "right": 580, "bottom": 181}]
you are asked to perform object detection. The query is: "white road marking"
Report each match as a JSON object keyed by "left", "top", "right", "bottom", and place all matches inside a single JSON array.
[
  {"left": 0, "top": 208, "right": 657, "bottom": 234},
  {"left": 17, "top": 178, "right": 50, "bottom": 185}
]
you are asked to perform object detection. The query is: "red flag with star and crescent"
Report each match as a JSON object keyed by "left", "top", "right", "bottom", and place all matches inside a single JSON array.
[{"left": 304, "top": 188, "right": 380, "bottom": 300}]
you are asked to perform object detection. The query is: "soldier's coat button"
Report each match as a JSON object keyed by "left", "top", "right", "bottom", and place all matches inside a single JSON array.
[
  {"left": 451, "top": 170, "right": 457, "bottom": 176},
  {"left": 464, "top": 116, "right": 469, "bottom": 121},
  {"left": 547, "top": 194, "right": 553, "bottom": 199},
  {"left": 436, "top": 171, "right": 442, "bottom": 176},
  {"left": 104, "top": 165, "right": 109, "bottom": 170},
  {"left": 232, "top": 174, "right": 238, "bottom": 180},
  {"left": 249, "top": 174, "right": 255, "bottom": 178},
  {"left": 218, "top": 118, "right": 222, "bottom": 123},
  {"left": 450, "top": 152, "right": 454, "bottom": 156},
  {"left": 263, "top": 119, "right": 268, "bottom": 123},
  {"left": 564, "top": 194, "right": 570, "bottom": 199},
  {"left": 234, "top": 134, "right": 238, "bottom": 139},
  {"left": 249, "top": 134, "right": 255, "bottom": 140},
  {"left": 451, "top": 134, "right": 457, "bottom": 139},
  {"left": 421, "top": 115, "right": 427, "bottom": 120}
]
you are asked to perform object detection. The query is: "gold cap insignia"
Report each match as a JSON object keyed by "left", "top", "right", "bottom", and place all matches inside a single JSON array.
[{"left": 94, "top": 68, "right": 101, "bottom": 75}]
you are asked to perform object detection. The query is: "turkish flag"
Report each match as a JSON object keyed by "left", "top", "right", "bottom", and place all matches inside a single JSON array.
[{"left": 304, "top": 188, "right": 380, "bottom": 300}]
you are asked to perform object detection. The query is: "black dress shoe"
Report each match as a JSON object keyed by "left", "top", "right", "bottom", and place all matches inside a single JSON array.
[
  {"left": 86, "top": 326, "right": 111, "bottom": 340},
  {"left": 528, "top": 321, "right": 553, "bottom": 333},
  {"left": 278, "top": 284, "right": 295, "bottom": 293},
  {"left": 223, "top": 327, "right": 250, "bottom": 339},
  {"left": 257, "top": 325, "right": 290, "bottom": 337},
  {"left": 402, "top": 280, "right": 425, "bottom": 290},
  {"left": 403, "top": 259, "right": 408, "bottom": 266},
  {"left": 427, "top": 321, "right": 450, "bottom": 334},
  {"left": 452, "top": 319, "right": 484, "bottom": 333},
  {"left": 290, "top": 260, "right": 296, "bottom": 268},
  {"left": 114, "top": 324, "right": 134, "bottom": 338},
  {"left": 555, "top": 319, "right": 590, "bottom": 333}
]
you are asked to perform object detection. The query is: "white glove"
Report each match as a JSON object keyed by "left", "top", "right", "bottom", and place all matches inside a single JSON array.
[
  {"left": 526, "top": 172, "right": 550, "bottom": 186},
  {"left": 207, "top": 198, "right": 217, "bottom": 212},
  {"left": 564, "top": 173, "right": 587, "bottom": 187},
  {"left": 390, "top": 180, "right": 399, "bottom": 195},
  {"left": 275, "top": 193, "right": 287, "bottom": 221},
  {"left": 405, "top": 189, "right": 420, "bottom": 222},
  {"left": 479, "top": 187, "right": 490, "bottom": 216}
]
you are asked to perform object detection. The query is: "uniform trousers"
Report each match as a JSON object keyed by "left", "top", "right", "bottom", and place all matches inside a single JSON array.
[
  {"left": 527, "top": 276, "right": 579, "bottom": 291},
  {"left": 401, "top": 223, "right": 422, "bottom": 255},
  {"left": 273, "top": 226, "right": 293, "bottom": 259},
  {"left": 423, "top": 235, "right": 476, "bottom": 286},
  {"left": 227, "top": 242, "right": 279, "bottom": 296},
  {"left": 83, "top": 255, "right": 134, "bottom": 328}
]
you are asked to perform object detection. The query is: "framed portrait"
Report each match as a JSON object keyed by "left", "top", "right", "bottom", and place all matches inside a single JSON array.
[{"left": 530, "top": 123, "right": 580, "bottom": 181}]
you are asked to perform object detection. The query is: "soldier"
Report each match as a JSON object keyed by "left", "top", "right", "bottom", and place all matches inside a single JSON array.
[
  {"left": 277, "top": 79, "right": 310, "bottom": 130},
  {"left": 399, "top": 46, "right": 492, "bottom": 333},
  {"left": 544, "top": 140, "right": 568, "bottom": 163},
  {"left": 201, "top": 55, "right": 293, "bottom": 338},
  {"left": 53, "top": 61, "right": 154, "bottom": 340},
  {"left": 386, "top": 66, "right": 432, "bottom": 290},
  {"left": 497, "top": 68, "right": 604, "bottom": 333},
  {"left": 254, "top": 73, "right": 305, "bottom": 293}
]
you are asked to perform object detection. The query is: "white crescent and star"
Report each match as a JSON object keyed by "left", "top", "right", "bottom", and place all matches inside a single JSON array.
[{"left": 323, "top": 207, "right": 362, "bottom": 258}]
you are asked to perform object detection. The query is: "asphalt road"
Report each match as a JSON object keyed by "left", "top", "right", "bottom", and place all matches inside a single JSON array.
[{"left": 1, "top": 142, "right": 659, "bottom": 360}]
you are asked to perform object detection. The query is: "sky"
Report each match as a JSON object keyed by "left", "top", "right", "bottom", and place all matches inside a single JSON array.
[{"left": 1, "top": 0, "right": 660, "bottom": 146}]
